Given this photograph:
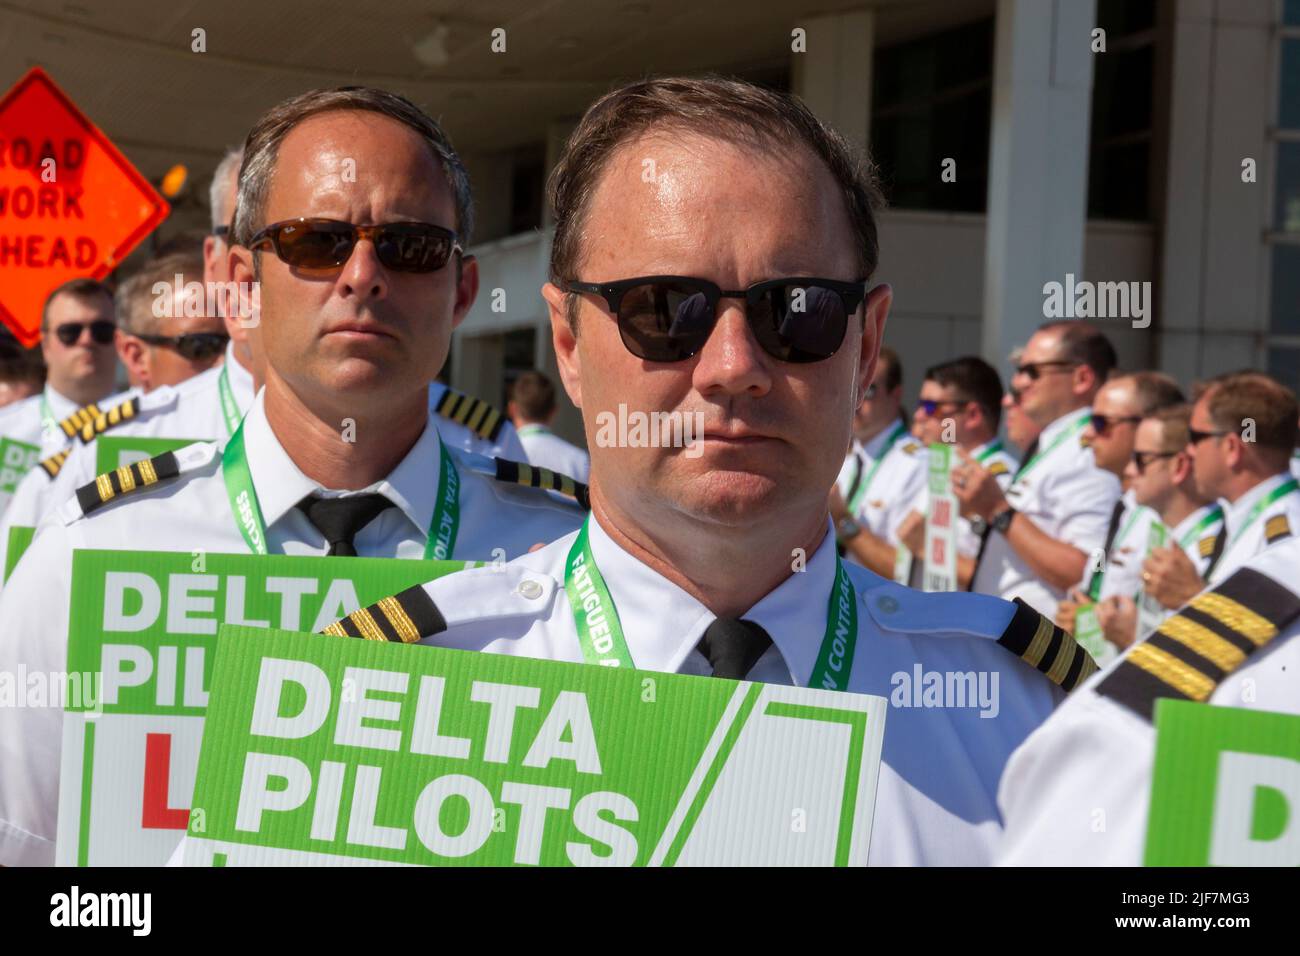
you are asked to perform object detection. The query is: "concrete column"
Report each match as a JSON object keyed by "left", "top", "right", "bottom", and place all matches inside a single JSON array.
[
  {"left": 981, "top": 0, "right": 1097, "bottom": 366},
  {"left": 790, "top": 10, "right": 874, "bottom": 155}
]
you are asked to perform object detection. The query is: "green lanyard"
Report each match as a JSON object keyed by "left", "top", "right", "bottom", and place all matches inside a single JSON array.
[
  {"left": 220, "top": 419, "right": 461, "bottom": 557},
  {"left": 1014, "top": 412, "right": 1090, "bottom": 482},
  {"left": 1087, "top": 504, "right": 1145, "bottom": 601},
  {"left": 39, "top": 395, "right": 57, "bottom": 433},
  {"left": 1176, "top": 505, "right": 1223, "bottom": 550},
  {"left": 216, "top": 364, "right": 243, "bottom": 437},
  {"left": 516, "top": 424, "right": 549, "bottom": 439},
  {"left": 1225, "top": 478, "right": 1299, "bottom": 551},
  {"left": 974, "top": 439, "right": 1004, "bottom": 463},
  {"left": 848, "top": 420, "right": 907, "bottom": 514},
  {"left": 564, "top": 518, "right": 859, "bottom": 689}
]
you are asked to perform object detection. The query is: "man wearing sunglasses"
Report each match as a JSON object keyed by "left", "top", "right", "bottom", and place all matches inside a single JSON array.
[
  {"left": 960, "top": 321, "right": 1122, "bottom": 620},
  {"left": 830, "top": 347, "right": 928, "bottom": 576},
  {"left": 0, "top": 279, "right": 125, "bottom": 459},
  {"left": 1052, "top": 373, "right": 1184, "bottom": 663},
  {"left": 321, "top": 76, "right": 1092, "bottom": 866},
  {"left": 0, "top": 86, "right": 589, "bottom": 866},
  {"left": 1140, "top": 372, "right": 1300, "bottom": 614},
  {"left": 894, "top": 357, "right": 1019, "bottom": 590}
]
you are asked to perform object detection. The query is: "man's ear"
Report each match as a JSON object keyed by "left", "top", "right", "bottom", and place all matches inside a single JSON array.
[
  {"left": 856, "top": 284, "right": 891, "bottom": 404},
  {"left": 1172, "top": 450, "right": 1193, "bottom": 485},
  {"left": 450, "top": 254, "right": 479, "bottom": 331},
  {"left": 115, "top": 331, "right": 148, "bottom": 390},
  {"left": 543, "top": 281, "right": 582, "bottom": 411}
]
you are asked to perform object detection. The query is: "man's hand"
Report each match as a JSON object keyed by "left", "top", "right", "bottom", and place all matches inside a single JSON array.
[
  {"left": 897, "top": 510, "right": 925, "bottom": 557},
  {"left": 1141, "top": 545, "right": 1205, "bottom": 610},
  {"left": 1054, "top": 587, "right": 1088, "bottom": 634},
  {"left": 951, "top": 448, "right": 1009, "bottom": 521},
  {"left": 1097, "top": 595, "right": 1139, "bottom": 650}
]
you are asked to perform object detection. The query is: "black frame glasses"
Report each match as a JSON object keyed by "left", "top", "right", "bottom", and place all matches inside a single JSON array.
[
  {"left": 1090, "top": 413, "right": 1143, "bottom": 436},
  {"left": 1132, "top": 449, "right": 1178, "bottom": 474},
  {"left": 1015, "top": 360, "right": 1078, "bottom": 381},
  {"left": 1188, "top": 426, "right": 1230, "bottom": 445},
  {"left": 248, "top": 218, "right": 464, "bottom": 274},
  {"left": 52, "top": 320, "right": 116, "bottom": 347},
  {"left": 134, "top": 331, "right": 230, "bottom": 361},
  {"left": 561, "top": 275, "right": 868, "bottom": 364}
]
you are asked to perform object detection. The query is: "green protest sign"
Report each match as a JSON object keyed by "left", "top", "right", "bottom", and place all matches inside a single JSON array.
[
  {"left": 0, "top": 436, "right": 40, "bottom": 510},
  {"left": 184, "top": 625, "right": 888, "bottom": 866},
  {"left": 922, "top": 442, "right": 957, "bottom": 592},
  {"left": 95, "top": 435, "right": 196, "bottom": 474},
  {"left": 1145, "top": 699, "right": 1300, "bottom": 866},
  {"left": 1072, "top": 602, "right": 1110, "bottom": 665},
  {"left": 4, "top": 524, "right": 34, "bottom": 581},
  {"left": 55, "top": 549, "right": 467, "bottom": 867}
]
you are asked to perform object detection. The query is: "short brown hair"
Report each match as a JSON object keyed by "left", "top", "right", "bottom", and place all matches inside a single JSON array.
[
  {"left": 1148, "top": 403, "right": 1192, "bottom": 452},
  {"left": 926, "top": 355, "right": 1004, "bottom": 429},
  {"left": 116, "top": 247, "right": 206, "bottom": 337},
  {"left": 548, "top": 75, "right": 884, "bottom": 317},
  {"left": 1203, "top": 371, "right": 1299, "bottom": 462},
  {"left": 508, "top": 370, "right": 557, "bottom": 421},
  {"left": 41, "top": 278, "right": 113, "bottom": 330},
  {"left": 1124, "top": 371, "right": 1185, "bottom": 416},
  {"left": 231, "top": 86, "right": 473, "bottom": 249},
  {"left": 0, "top": 353, "right": 45, "bottom": 390},
  {"left": 1036, "top": 320, "right": 1117, "bottom": 383}
]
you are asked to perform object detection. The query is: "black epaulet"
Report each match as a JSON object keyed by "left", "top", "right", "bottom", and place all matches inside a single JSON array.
[
  {"left": 321, "top": 585, "right": 445, "bottom": 643},
  {"left": 56, "top": 403, "right": 105, "bottom": 440},
  {"left": 1265, "top": 514, "right": 1292, "bottom": 544},
  {"left": 434, "top": 387, "right": 506, "bottom": 442},
  {"left": 987, "top": 461, "right": 1009, "bottom": 477},
  {"left": 1096, "top": 567, "right": 1300, "bottom": 721},
  {"left": 75, "top": 396, "right": 140, "bottom": 443},
  {"left": 492, "top": 457, "right": 590, "bottom": 509},
  {"left": 997, "top": 598, "right": 1098, "bottom": 692},
  {"left": 74, "top": 451, "right": 182, "bottom": 517},
  {"left": 38, "top": 449, "right": 70, "bottom": 479}
]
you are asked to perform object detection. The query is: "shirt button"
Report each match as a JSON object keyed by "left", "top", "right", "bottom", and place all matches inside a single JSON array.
[
  {"left": 874, "top": 594, "right": 900, "bottom": 614},
  {"left": 517, "top": 579, "right": 543, "bottom": 600}
]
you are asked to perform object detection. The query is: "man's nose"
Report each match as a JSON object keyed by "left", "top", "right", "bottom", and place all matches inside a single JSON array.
[
  {"left": 337, "top": 239, "right": 389, "bottom": 300},
  {"left": 691, "top": 300, "right": 771, "bottom": 398}
]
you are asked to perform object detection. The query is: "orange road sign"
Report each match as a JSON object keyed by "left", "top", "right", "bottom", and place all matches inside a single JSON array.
[{"left": 0, "top": 67, "right": 169, "bottom": 347}]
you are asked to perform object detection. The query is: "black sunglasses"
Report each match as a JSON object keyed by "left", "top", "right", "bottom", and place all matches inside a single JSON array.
[
  {"left": 52, "top": 320, "right": 116, "bottom": 347},
  {"left": 1015, "top": 360, "right": 1077, "bottom": 381},
  {"left": 917, "top": 398, "right": 968, "bottom": 416},
  {"left": 1090, "top": 413, "right": 1143, "bottom": 436},
  {"left": 135, "top": 331, "right": 230, "bottom": 361},
  {"left": 562, "top": 275, "right": 867, "bottom": 364},
  {"left": 248, "top": 218, "right": 463, "bottom": 274},
  {"left": 1188, "top": 426, "right": 1230, "bottom": 445},
  {"left": 1132, "top": 449, "right": 1178, "bottom": 474}
]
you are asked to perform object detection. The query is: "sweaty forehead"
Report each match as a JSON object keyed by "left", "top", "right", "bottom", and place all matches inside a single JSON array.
[
  {"left": 576, "top": 130, "right": 859, "bottom": 281},
  {"left": 267, "top": 111, "right": 452, "bottom": 221}
]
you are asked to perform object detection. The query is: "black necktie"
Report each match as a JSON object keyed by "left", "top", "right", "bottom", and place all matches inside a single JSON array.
[
  {"left": 1012, "top": 437, "right": 1040, "bottom": 481},
  {"left": 697, "top": 617, "right": 773, "bottom": 680},
  {"left": 1085, "top": 499, "right": 1128, "bottom": 596},
  {"left": 969, "top": 436, "right": 1039, "bottom": 590},
  {"left": 297, "top": 493, "right": 392, "bottom": 556}
]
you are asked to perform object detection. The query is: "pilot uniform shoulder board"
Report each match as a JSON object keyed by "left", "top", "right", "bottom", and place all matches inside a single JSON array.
[
  {"left": 987, "top": 461, "right": 1010, "bottom": 478},
  {"left": 489, "top": 457, "right": 590, "bottom": 509},
  {"left": 76, "top": 396, "right": 141, "bottom": 444},
  {"left": 74, "top": 450, "right": 183, "bottom": 517},
  {"left": 39, "top": 449, "right": 71, "bottom": 480},
  {"left": 901, "top": 441, "right": 921, "bottom": 455},
  {"left": 1197, "top": 534, "right": 1218, "bottom": 557},
  {"left": 1096, "top": 567, "right": 1300, "bottom": 720},
  {"left": 435, "top": 387, "right": 506, "bottom": 442},
  {"left": 1265, "top": 514, "right": 1292, "bottom": 544},
  {"left": 997, "top": 598, "right": 1099, "bottom": 692},
  {"left": 57, "top": 403, "right": 106, "bottom": 439},
  {"left": 323, "top": 584, "right": 446, "bottom": 643}
]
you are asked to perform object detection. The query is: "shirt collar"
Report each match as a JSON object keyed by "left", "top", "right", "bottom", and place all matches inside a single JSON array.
[
  {"left": 584, "top": 514, "right": 841, "bottom": 684},
  {"left": 861, "top": 417, "right": 907, "bottom": 459},
  {"left": 42, "top": 384, "right": 82, "bottom": 418},
  {"left": 1226, "top": 471, "right": 1296, "bottom": 523},
  {"left": 223, "top": 341, "right": 256, "bottom": 413},
  {"left": 1171, "top": 502, "right": 1222, "bottom": 542},
  {"left": 242, "top": 390, "right": 443, "bottom": 536},
  {"left": 1038, "top": 405, "right": 1091, "bottom": 447}
]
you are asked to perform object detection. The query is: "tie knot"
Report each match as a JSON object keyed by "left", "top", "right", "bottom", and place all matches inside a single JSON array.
[
  {"left": 298, "top": 493, "right": 392, "bottom": 557},
  {"left": 697, "top": 617, "right": 773, "bottom": 681}
]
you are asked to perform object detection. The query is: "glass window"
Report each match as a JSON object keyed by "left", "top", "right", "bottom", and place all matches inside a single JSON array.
[
  {"left": 1282, "top": 40, "right": 1300, "bottom": 130},
  {"left": 1288, "top": 0, "right": 1300, "bottom": 28},
  {"left": 1267, "top": 346, "right": 1300, "bottom": 397},
  {"left": 1275, "top": 142, "right": 1300, "bottom": 232},
  {"left": 1270, "top": 244, "right": 1300, "bottom": 336},
  {"left": 1087, "top": 0, "right": 1155, "bottom": 220}
]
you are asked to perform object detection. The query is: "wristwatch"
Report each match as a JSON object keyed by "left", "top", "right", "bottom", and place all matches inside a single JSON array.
[
  {"left": 836, "top": 515, "right": 862, "bottom": 542},
  {"left": 990, "top": 506, "right": 1017, "bottom": 534}
]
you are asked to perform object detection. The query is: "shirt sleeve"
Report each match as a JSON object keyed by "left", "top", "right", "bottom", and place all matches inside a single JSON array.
[{"left": 1042, "top": 457, "right": 1122, "bottom": 555}]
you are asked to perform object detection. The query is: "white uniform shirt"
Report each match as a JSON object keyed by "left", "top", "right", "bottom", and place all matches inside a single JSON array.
[
  {"left": 835, "top": 420, "right": 928, "bottom": 548},
  {"left": 1290, "top": 449, "right": 1300, "bottom": 481},
  {"left": 516, "top": 424, "right": 590, "bottom": 483},
  {"left": 1169, "top": 502, "right": 1226, "bottom": 579},
  {"left": 971, "top": 407, "right": 1122, "bottom": 620},
  {"left": 997, "top": 540, "right": 1300, "bottom": 865},
  {"left": 331, "top": 516, "right": 1072, "bottom": 865},
  {"left": 0, "top": 383, "right": 134, "bottom": 459},
  {"left": 428, "top": 381, "right": 527, "bottom": 462},
  {"left": 1089, "top": 491, "right": 1158, "bottom": 604},
  {"left": 0, "top": 391, "right": 584, "bottom": 865},
  {"left": 1207, "top": 471, "right": 1300, "bottom": 585},
  {"left": 0, "top": 347, "right": 258, "bottom": 581}
]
